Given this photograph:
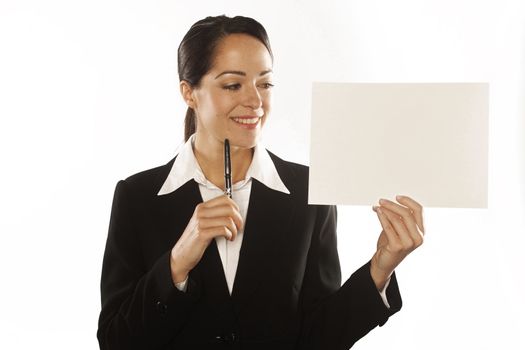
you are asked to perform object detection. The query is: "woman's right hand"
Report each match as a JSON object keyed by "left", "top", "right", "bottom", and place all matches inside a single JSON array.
[{"left": 170, "top": 195, "right": 243, "bottom": 284}]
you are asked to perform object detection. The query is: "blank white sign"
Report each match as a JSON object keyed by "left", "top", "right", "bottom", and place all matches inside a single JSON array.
[{"left": 308, "top": 82, "right": 489, "bottom": 208}]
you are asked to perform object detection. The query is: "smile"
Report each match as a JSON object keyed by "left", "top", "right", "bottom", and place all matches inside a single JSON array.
[{"left": 230, "top": 116, "right": 261, "bottom": 125}]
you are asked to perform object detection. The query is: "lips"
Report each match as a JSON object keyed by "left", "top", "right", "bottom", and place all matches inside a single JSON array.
[
  {"left": 231, "top": 116, "right": 260, "bottom": 125},
  {"left": 230, "top": 116, "right": 261, "bottom": 128}
]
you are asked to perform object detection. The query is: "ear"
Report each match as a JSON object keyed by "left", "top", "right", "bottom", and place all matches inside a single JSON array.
[{"left": 180, "top": 80, "right": 197, "bottom": 109}]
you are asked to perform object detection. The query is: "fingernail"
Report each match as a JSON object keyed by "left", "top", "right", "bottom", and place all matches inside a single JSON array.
[
  {"left": 377, "top": 207, "right": 383, "bottom": 214},
  {"left": 396, "top": 195, "right": 404, "bottom": 200},
  {"left": 379, "top": 198, "right": 387, "bottom": 205}
]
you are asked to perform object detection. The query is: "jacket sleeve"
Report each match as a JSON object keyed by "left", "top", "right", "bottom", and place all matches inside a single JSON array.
[
  {"left": 297, "top": 205, "right": 402, "bottom": 350},
  {"left": 97, "top": 180, "right": 199, "bottom": 350}
]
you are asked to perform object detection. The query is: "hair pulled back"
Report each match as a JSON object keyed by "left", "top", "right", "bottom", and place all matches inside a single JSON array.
[{"left": 178, "top": 15, "right": 273, "bottom": 141}]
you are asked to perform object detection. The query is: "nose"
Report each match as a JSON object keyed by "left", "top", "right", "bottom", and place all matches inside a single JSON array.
[{"left": 243, "top": 84, "right": 263, "bottom": 111}]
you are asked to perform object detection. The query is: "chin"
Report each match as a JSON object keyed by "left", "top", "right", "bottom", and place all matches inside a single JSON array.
[{"left": 230, "top": 132, "right": 260, "bottom": 149}]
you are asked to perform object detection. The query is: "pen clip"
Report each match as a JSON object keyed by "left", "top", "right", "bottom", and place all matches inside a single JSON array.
[{"left": 224, "top": 138, "right": 232, "bottom": 199}]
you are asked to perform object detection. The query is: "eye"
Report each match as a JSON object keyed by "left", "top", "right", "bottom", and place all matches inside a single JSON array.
[
  {"left": 259, "top": 82, "right": 274, "bottom": 89},
  {"left": 223, "top": 83, "right": 241, "bottom": 91}
]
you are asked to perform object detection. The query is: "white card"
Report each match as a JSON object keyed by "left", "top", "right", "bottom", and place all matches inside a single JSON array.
[{"left": 308, "top": 82, "right": 489, "bottom": 208}]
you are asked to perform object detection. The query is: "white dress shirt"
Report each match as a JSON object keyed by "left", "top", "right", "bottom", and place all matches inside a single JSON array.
[{"left": 157, "top": 134, "right": 391, "bottom": 307}]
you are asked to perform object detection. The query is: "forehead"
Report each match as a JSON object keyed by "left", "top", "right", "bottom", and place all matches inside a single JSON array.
[{"left": 210, "top": 34, "right": 273, "bottom": 72}]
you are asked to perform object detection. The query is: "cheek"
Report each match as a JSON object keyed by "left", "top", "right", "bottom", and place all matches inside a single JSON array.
[
  {"left": 262, "top": 92, "right": 272, "bottom": 112},
  {"left": 197, "top": 91, "right": 226, "bottom": 118},
  {"left": 209, "top": 92, "right": 238, "bottom": 116}
]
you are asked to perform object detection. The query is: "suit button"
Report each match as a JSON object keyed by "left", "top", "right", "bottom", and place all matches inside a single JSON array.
[
  {"left": 156, "top": 301, "right": 168, "bottom": 315},
  {"left": 215, "top": 332, "right": 237, "bottom": 344}
]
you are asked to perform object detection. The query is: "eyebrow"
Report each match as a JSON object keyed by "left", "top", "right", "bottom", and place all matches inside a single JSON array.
[{"left": 214, "top": 69, "right": 273, "bottom": 79}]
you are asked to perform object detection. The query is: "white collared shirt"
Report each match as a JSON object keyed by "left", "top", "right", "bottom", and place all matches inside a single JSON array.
[
  {"left": 157, "top": 134, "right": 390, "bottom": 307},
  {"left": 158, "top": 134, "right": 289, "bottom": 295}
]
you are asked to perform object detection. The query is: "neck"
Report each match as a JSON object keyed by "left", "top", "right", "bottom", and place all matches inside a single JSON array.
[{"left": 192, "top": 133, "right": 254, "bottom": 190}]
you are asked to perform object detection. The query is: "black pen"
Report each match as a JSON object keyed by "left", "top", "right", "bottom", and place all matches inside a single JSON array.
[{"left": 224, "top": 138, "right": 232, "bottom": 198}]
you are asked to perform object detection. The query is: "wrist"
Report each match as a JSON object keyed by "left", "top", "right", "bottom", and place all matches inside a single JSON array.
[
  {"left": 170, "top": 251, "right": 189, "bottom": 284},
  {"left": 370, "top": 255, "right": 393, "bottom": 291}
]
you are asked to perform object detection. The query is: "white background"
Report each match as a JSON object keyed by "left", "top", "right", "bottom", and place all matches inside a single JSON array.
[{"left": 1, "top": 0, "right": 524, "bottom": 349}]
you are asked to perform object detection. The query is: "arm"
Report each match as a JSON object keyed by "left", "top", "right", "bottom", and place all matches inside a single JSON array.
[
  {"left": 296, "top": 205, "right": 402, "bottom": 350},
  {"left": 97, "top": 180, "right": 198, "bottom": 350}
]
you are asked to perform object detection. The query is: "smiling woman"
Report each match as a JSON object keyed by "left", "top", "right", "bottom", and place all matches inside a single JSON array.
[
  {"left": 97, "top": 15, "right": 424, "bottom": 350},
  {"left": 180, "top": 33, "right": 273, "bottom": 185}
]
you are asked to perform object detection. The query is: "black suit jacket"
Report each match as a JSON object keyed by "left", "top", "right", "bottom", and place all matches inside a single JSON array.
[{"left": 97, "top": 151, "right": 402, "bottom": 350}]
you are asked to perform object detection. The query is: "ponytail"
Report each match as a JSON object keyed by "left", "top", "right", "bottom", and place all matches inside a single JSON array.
[{"left": 184, "top": 107, "right": 196, "bottom": 142}]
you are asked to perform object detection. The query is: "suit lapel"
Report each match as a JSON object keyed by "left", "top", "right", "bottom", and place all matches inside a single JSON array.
[
  {"left": 231, "top": 178, "right": 295, "bottom": 302},
  {"left": 157, "top": 178, "right": 231, "bottom": 303},
  {"left": 157, "top": 154, "right": 297, "bottom": 305}
]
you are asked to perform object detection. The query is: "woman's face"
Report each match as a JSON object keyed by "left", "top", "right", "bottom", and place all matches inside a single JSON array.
[{"left": 185, "top": 33, "right": 273, "bottom": 150}]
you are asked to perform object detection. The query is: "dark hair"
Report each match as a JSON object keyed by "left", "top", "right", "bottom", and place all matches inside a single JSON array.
[{"left": 178, "top": 15, "right": 273, "bottom": 141}]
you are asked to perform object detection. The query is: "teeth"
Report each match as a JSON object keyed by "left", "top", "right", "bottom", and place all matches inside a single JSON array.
[{"left": 232, "top": 117, "right": 259, "bottom": 125}]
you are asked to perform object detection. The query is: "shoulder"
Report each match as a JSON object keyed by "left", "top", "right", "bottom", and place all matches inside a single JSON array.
[
  {"left": 267, "top": 150, "right": 308, "bottom": 178},
  {"left": 266, "top": 150, "right": 336, "bottom": 224},
  {"left": 266, "top": 149, "right": 309, "bottom": 198},
  {"left": 118, "top": 157, "right": 176, "bottom": 199}
]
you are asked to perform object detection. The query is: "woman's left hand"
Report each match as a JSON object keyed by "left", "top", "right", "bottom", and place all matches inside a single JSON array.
[{"left": 370, "top": 195, "right": 425, "bottom": 290}]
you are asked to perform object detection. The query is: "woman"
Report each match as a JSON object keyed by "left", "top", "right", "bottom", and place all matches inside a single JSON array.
[{"left": 97, "top": 15, "right": 425, "bottom": 350}]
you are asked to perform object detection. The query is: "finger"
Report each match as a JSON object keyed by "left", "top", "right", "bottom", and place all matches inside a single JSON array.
[
  {"left": 395, "top": 195, "right": 425, "bottom": 235},
  {"left": 201, "top": 197, "right": 242, "bottom": 229},
  {"left": 197, "top": 205, "right": 243, "bottom": 231},
  {"left": 199, "top": 217, "right": 238, "bottom": 240},
  {"left": 379, "top": 198, "right": 413, "bottom": 222},
  {"left": 203, "top": 195, "right": 240, "bottom": 211},
  {"left": 378, "top": 206, "right": 414, "bottom": 249},
  {"left": 379, "top": 199, "right": 423, "bottom": 244},
  {"left": 374, "top": 206, "right": 402, "bottom": 249},
  {"left": 201, "top": 226, "right": 234, "bottom": 241}
]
